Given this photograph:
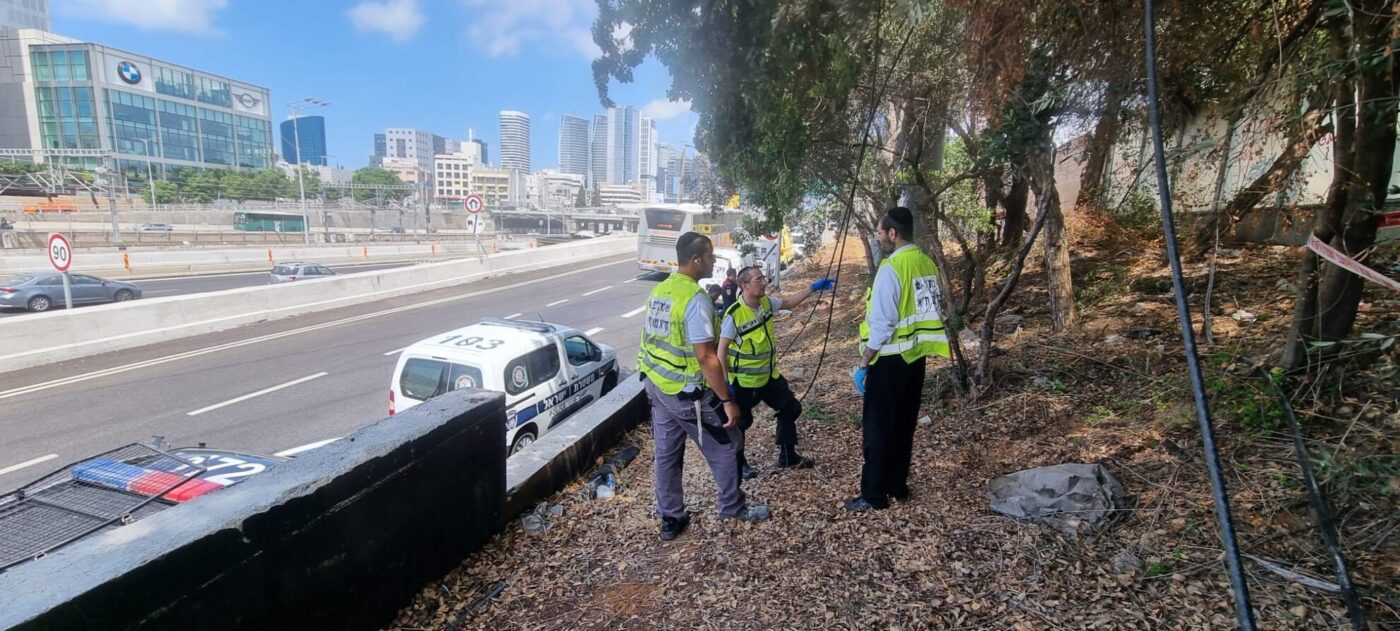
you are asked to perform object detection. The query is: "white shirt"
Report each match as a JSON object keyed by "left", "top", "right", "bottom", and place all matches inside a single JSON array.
[
  {"left": 719, "top": 295, "right": 784, "bottom": 341},
  {"left": 865, "top": 244, "right": 916, "bottom": 351}
]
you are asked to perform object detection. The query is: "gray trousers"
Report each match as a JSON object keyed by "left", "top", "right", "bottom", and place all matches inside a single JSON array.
[{"left": 644, "top": 379, "right": 746, "bottom": 519}]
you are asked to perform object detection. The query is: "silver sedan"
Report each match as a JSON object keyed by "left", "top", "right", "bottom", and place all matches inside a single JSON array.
[{"left": 0, "top": 272, "right": 143, "bottom": 312}]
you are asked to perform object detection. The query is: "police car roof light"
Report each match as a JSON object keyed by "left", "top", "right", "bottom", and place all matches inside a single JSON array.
[{"left": 479, "top": 317, "right": 556, "bottom": 334}]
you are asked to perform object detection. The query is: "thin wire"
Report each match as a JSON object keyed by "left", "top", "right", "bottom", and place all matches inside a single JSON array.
[{"left": 1144, "top": 1, "right": 1256, "bottom": 628}]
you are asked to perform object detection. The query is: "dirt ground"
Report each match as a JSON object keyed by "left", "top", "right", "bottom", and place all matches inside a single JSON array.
[{"left": 392, "top": 228, "right": 1398, "bottom": 630}]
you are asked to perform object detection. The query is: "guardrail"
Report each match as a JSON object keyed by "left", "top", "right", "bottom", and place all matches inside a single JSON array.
[{"left": 0, "top": 235, "right": 637, "bottom": 372}]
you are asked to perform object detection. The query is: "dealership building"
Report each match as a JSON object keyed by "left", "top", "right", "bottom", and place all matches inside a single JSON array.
[{"left": 0, "top": 28, "right": 273, "bottom": 180}]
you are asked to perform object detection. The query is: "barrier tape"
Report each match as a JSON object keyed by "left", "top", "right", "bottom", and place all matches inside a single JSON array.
[{"left": 1307, "top": 233, "right": 1400, "bottom": 292}]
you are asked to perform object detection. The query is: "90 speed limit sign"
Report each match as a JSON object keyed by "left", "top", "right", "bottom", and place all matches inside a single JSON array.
[
  {"left": 464, "top": 194, "right": 484, "bottom": 214},
  {"left": 47, "top": 233, "right": 73, "bottom": 272}
]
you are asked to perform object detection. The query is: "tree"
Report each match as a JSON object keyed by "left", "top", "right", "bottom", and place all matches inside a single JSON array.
[
  {"left": 152, "top": 180, "right": 179, "bottom": 205},
  {"left": 184, "top": 169, "right": 222, "bottom": 203},
  {"left": 220, "top": 170, "right": 255, "bottom": 202},
  {"left": 574, "top": 184, "right": 589, "bottom": 208},
  {"left": 251, "top": 169, "right": 292, "bottom": 200},
  {"left": 351, "top": 167, "right": 408, "bottom": 202}
]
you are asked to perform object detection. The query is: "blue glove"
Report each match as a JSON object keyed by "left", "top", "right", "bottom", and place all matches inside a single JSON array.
[
  {"left": 852, "top": 366, "right": 867, "bottom": 395},
  {"left": 811, "top": 278, "right": 836, "bottom": 292}
]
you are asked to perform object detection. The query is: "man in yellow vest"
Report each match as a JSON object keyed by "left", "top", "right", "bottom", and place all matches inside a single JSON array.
[
  {"left": 846, "top": 207, "right": 950, "bottom": 512},
  {"left": 639, "top": 231, "right": 772, "bottom": 541},
  {"left": 718, "top": 266, "right": 835, "bottom": 478}
]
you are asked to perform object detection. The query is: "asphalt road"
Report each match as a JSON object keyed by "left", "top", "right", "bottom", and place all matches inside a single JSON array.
[
  {"left": 0, "top": 261, "right": 417, "bottom": 318},
  {"left": 0, "top": 255, "right": 660, "bottom": 492}
]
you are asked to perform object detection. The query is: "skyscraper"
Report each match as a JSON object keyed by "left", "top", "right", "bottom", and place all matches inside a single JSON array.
[
  {"left": 657, "top": 143, "right": 678, "bottom": 200},
  {"left": 606, "top": 106, "right": 639, "bottom": 185},
  {"left": 281, "top": 115, "right": 327, "bottom": 166},
  {"left": 499, "top": 110, "right": 531, "bottom": 172},
  {"left": 0, "top": 0, "right": 49, "bottom": 30},
  {"left": 638, "top": 116, "right": 658, "bottom": 202},
  {"left": 589, "top": 113, "right": 608, "bottom": 188},
  {"left": 371, "top": 133, "right": 386, "bottom": 166},
  {"left": 558, "top": 114, "right": 590, "bottom": 178}
]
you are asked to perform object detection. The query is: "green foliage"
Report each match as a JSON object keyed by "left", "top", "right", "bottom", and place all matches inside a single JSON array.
[
  {"left": 183, "top": 169, "right": 222, "bottom": 203},
  {"left": 351, "top": 167, "right": 408, "bottom": 202},
  {"left": 151, "top": 180, "right": 179, "bottom": 205},
  {"left": 0, "top": 161, "right": 45, "bottom": 175}
]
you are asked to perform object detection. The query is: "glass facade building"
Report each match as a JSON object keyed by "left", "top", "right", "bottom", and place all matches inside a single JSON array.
[
  {"left": 280, "top": 115, "right": 327, "bottom": 165},
  {"left": 0, "top": 30, "right": 273, "bottom": 180}
]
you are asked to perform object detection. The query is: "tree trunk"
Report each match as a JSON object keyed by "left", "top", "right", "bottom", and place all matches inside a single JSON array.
[
  {"left": 1074, "top": 82, "right": 1125, "bottom": 211},
  {"left": 1284, "top": 8, "right": 1397, "bottom": 368},
  {"left": 1000, "top": 173, "right": 1029, "bottom": 248},
  {"left": 1030, "top": 135, "right": 1077, "bottom": 332}
]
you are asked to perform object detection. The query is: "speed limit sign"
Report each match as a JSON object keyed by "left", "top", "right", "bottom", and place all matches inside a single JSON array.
[
  {"left": 47, "top": 233, "right": 73, "bottom": 272},
  {"left": 464, "top": 194, "right": 484, "bottom": 214}
]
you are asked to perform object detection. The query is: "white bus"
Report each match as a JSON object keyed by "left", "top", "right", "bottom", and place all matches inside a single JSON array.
[{"left": 633, "top": 203, "right": 745, "bottom": 274}]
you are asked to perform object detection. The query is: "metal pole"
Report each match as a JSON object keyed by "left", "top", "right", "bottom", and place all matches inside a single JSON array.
[
  {"left": 292, "top": 110, "right": 310, "bottom": 245},
  {"left": 61, "top": 271, "right": 73, "bottom": 310},
  {"left": 105, "top": 156, "right": 122, "bottom": 247}
]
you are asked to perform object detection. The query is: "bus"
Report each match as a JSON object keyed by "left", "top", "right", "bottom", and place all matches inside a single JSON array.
[
  {"left": 234, "top": 211, "right": 306, "bottom": 233},
  {"left": 633, "top": 203, "right": 744, "bottom": 273}
]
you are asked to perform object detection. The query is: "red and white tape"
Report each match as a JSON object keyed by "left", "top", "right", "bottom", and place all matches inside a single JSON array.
[{"left": 1307, "top": 233, "right": 1400, "bottom": 292}]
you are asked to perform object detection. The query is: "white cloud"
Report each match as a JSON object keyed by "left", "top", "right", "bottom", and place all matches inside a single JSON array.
[
  {"left": 462, "top": 0, "right": 601, "bottom": 59},
  {"left": 642, "top": 98, "right": 692, "bottom": 121},
  {"left": 348, "top": 0, "right": 425, "bottom": 42},
  {"left": 61, "top": 0, "right": 228, "bottom": 35}
]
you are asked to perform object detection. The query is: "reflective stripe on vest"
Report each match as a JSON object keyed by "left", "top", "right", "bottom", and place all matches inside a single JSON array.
[
  {"left": 859, "top": 246, "right": 951, "bottom": 362},
  {"left": 724, "top": 295, "right": 780, "bottom": 388},
  {"left": 638, "top": 273, "right": 707, "bottom": 395}
]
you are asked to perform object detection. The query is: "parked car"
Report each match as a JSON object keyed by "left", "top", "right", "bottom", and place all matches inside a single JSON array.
[
  {"left": 0, "top": 272, "right": 141, "bottom": 312},
  {"left": 268, "top": 262, "right": 337, "bottom": 284},
  {"left": 137, "top": 222, "right": 174, "bottom": 232},
  {"left": 389, "top": 318, "right": 618, "bottom": 455}
]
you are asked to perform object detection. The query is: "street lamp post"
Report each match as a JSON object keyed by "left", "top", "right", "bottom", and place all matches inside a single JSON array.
[
  {"left": 288, "top": 98, "right": 329, "bottom": 245},
  {"left": 128, "top": 138, "right": 158, "bottom": 212}
]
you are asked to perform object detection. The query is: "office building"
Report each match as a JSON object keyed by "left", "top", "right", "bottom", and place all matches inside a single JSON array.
[
  {"left": 534, "top": 170, "right": 584, "bottom": 208},
  {"left": 589, "top": 113, "right": 608, "bottom": 187},
  {"left": 470, "top": 137, "right": 488, "bottom": 165},
  {"left": 470, "top": 165, "right": 510, "bottom": 208},
  {"left": 498, "top": 110, "right": 530, "bottom": 172},
  {"left": 434, "top": 152, "right": 472, "bottom": 199},
  {"left": 597, "top": 182, "right": 642, "bottom": 205},
  {"left": 639, "top": 116, "right": 658, "bottom": 202},
  {"left": 604, "top": 106, "right": 638, "bottom": 185},
  {"left": 381, "top": 127, "right": 450, "bottom": 197},
  {"left": 280, "top": 114, "right": 326, "bottom": 165},
  {"left": 657, "top": 142, "right": 678, "bottom": 200},
  {"left": 0, "top": 29, "right": 273, "bottom": 178},
  {"left": 370, "top": 132, "right": 386, "bottom": 166},
  {"left": 558, "top": 113, "right": 590, "bottom": 178},
  {"left": 0, "top": 0, "right": 48, "bottom": 30}
]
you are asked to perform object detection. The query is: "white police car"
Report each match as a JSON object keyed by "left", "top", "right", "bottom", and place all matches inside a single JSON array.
[{"left": 388, "top": 318, "right": 618, "bottom": 454}]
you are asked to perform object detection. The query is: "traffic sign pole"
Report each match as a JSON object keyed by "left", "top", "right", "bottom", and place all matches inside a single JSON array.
[
  {"left": 47, "top": 233, "right": 75, "bottom": 309},
  {"left": 61, "top": 272, "right": 73, "bottom": 311}
]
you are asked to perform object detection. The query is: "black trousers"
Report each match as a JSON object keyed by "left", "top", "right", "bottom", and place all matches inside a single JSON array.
[
  {"left": 860, "top": 355, "right": 926, "bottom": 505},
  {"left": 733, "top": 375, "right": 803, "bottom": 448}
]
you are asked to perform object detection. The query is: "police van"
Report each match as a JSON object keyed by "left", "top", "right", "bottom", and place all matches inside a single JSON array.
[{"left": 388, "top": 318, "right": 619, "bottom": 454}]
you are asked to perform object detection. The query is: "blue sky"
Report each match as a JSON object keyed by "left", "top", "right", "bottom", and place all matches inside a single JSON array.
[{"left": 52, "top": 0, "right": 697, "bottom": 170}]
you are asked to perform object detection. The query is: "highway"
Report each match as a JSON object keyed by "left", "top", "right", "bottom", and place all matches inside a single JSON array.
[
  {"left": 0, "top": 261, "right": 415, "bottom": 318},
  {"left": 0, "top": 254, "right": 658, "bottom": 492}
]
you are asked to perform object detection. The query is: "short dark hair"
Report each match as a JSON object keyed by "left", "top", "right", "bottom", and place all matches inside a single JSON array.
[
  {"left": 737, "top": 265, "right": 764, "bottom": 284},
  {"left": 675, "top": 232, "right": 711, "bottom": 265},
  {"left": 726, "top": 268, "right": 737, "bottom": 278},
  {"left": 880, "top": 206, "right": 915, "bottom": 241}
]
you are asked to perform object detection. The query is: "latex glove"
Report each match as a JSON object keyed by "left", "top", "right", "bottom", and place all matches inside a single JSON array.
[
  {"left": 852, "top": 366, "right": 867, "bottom": 395},
  {"left": 810, "top": 278, "right": 836, "bottom": 292}
]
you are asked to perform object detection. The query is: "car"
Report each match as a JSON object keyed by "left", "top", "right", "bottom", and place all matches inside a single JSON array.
[
  {"left": 389, "top": 318, "right": 618, "bottom": 455},
  {"left": 268, "top": 262, "right": 338, "bottom": 284},
  {"left": 698, "top": 248, "right": 745, "bottom": 292},
  {"left": 0, "top": 272, "right": 142, "bottom": 312},
  {"left": 137, "top": 222, "right": 174, "bottom": 232},
  {"left": 0, "top": 439, "right": 286, "bottom": 573}
]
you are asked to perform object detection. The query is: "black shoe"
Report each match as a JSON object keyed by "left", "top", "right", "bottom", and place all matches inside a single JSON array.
[
  {"left": 741, "top": 464, "right": 761, "bottom": 480},
  {"left": 843, "top": 496, "right": 888, "bottom": 512},
  {"left": 777, "top": 452, "right": 815, "bottom": 469},
  {"left": 659, "top": 515, "right": 690, "bottom": 541},
  {"left": 890, "top": 490, "right": 911, "bottom": 504}
]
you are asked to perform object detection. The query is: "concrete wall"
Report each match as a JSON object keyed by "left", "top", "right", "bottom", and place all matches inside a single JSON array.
[
  {"left": 0, "top": 388, "right": 507, "bottom": 631},
  {"left": 0, "top": 235, "right": 636, "bottom": 371}
]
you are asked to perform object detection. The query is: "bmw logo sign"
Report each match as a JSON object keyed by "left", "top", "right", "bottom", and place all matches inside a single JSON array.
[{"left": 117, "top": 61, "right": 141, "bottom": 85}]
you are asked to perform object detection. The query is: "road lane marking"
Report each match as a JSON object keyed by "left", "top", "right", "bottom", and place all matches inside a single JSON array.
[
  {"left": 585, "top": 327, "right": 604, "bottom": 336},
  {"left": 622, "top": 306, "right": 645, "bottom": 318},
  {"left": 0, "top": 453, "right": 58, "bottom": 477},
  {"left": 546, "top": 299, "right": 568, "bottom": 307},
  {"left": 143, "top": 289, "right": 181, "bottom": 295},
  {"left": 275, "top": 437, "right": 340, "bottom": 457},
  {"left": 383, "top": 347, "right": 407, "bottom": 356},
  {"left": 187, "top": 372, "right": 328, "bottom": 417},
  {"left": 0, "top": 259, "right": 631, "bottom": 402},
  {"left": 581, "top": 285, "right": 613, "bottom": 297},
  {"left": 504, "top": 312, "right": 522, "bottom": 319}
]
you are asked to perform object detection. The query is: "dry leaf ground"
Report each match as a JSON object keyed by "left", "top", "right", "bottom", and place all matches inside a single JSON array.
[{"left": 393, "top": 227, "right": 1399, "bottom": 630}]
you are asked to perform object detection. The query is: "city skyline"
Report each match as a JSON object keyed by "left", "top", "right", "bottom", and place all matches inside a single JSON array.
[{"left": 44, "top": 1, "right": 698, "bottom": 172}]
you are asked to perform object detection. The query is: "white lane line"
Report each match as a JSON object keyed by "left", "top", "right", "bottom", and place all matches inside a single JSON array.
[
  {"left": 581, "top": 285, "right": 613, "bottom": 297},
  {"left": 504, "top": 312, "right": 522, "bottom": 319},
  {"left": 275, "top": 437, "right": 340, "bottom": 457},
  {"left": 622, "top": 306, "right": 645, "bottom": 318},
  {"left": 143, "top": 289, "right": 182, "bottom": 295},
  {"left": 0, "top": 259, "right": 631, "bottom": 403},
  {"left": 585, "top": 327, "right": 605, "bottom": 336},
  {"left": 546, "top": 299, "right": 569, "bottom": 307},
  {"left": 383, "top": 347, "right": 407, "bottom": 356},
  {"left": 186, "top": 372, "right": 328, "bottom": 417},
  {"left": 0, "top": 453, "right": 59, "bottom": 476}
]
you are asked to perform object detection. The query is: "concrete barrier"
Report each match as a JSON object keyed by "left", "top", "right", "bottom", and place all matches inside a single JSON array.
[
  {"left": 0, "top": 388, "right": 507, "bottom": 630},
  {"left": 503, "top": 375, "right": 649, "bottom": 520},
  {"left": 0, "top": 235, "right": 635, "bottom": 372}
]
